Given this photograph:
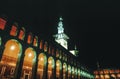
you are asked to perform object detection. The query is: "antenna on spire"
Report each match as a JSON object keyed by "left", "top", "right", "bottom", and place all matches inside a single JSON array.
[
  {"left": 75, "top": 45, "right": 77, "bottom": 50},
  {"left": 74, "top": 45, "right": 79, "bottom": 56}
]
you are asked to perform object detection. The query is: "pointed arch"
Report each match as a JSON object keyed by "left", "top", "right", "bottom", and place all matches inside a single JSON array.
[
  {"left": 78, "top": 69, "right": 80, "bottom": 79},
  {"left": 33, "top": 36, "right": 38, "bottom": 47},
  {"left": 74, "top": 68, "right": 77, "bottom": 78},
  {"left": 47, "top": 56, "right": 55, "bottom": 79},
  {"left": 20, "top": 47, "right": 36, "bottom": 79},
  {"left": 37, "top": 53, "right": 47, "bottom": 79},
  {"left": 56, "top": 60, "right": 62, "bottom": 78},
  {"left": 0, "top": 39, "right": 22, "bottom": 78},
  {"left": 44, "top": 41, "right": 48, "bottom": 52},
  {"left": 72, "top": 66, "right": 75, "bottom": 78},
  {"left": 27, "top": 32, "right": 33, "bottom": 44},
  {"left": 63, "top": 62, "right": 67, "bottom": 79},
  {"left": 56, "top": 49, "right": 59, "bottom": 58},
  {"left": 39, "top": 40, "right": 43, "bottom": 49},
  {"left": 68, "top": 65, "right": 71, "bottom": 79}
]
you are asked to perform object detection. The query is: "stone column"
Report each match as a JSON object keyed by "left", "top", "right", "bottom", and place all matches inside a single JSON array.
[
  {"left": 14, "top": 48, "right": 25, "bottom": 79},
  {"left": 0, "top": 46, "right": 4, "bottom": 61},
  {"left": 32, "top": 54, "right": 38, "bottom": 79}
]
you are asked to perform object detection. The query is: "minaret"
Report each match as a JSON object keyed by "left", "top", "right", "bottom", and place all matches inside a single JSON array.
[
  {"left": 53, "top": 17, "right": 69, "bottom": 49},
  {"left": 69, "top": 45, "right": 79, "bottom": 56}
]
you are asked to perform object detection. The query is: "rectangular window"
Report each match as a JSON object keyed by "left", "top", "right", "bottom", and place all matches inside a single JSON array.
[
  {"left": 52, "top": 47, "right": 54, "bottom": 55},
  {"left": 56, "top": 49, "right": 59, "bottom": 58},
  {"left": 27, "top": 35, "right": 32, "bottom": 44},
  {"left": 40, "top": 40, "right": 43, "bottom": 49},
  {"left": 18, "top": 30, "right": 25, "bottom": 40},
  {"left": 0, "top": 18, "right": 6, "bottom": 30},
  {"left": 44, "top": 42, "right": 48, "bottom": 52},
  {"left": 33, "top": 36, "right": 38, "bottom": 47},
  {"left": 10, "top": 25, "right": 17, "bottom": 36},
  {"left": 48, "top": 46, "right": 51, "bottom": 54}
]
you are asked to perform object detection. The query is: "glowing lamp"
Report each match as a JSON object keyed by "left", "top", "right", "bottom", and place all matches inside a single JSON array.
[{"left": 10, "top": 45, "right": 15, "bottom": 50}]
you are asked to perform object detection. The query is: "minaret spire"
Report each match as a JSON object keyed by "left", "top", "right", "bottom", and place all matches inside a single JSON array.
[
  {"left": 53, "top": 16, "right": 69, "bottom": 49},
  {"left": 70, "top": 45, "right": 79, "bottom": 56},
  {"left": 58, "top": 17, "right": 64, "bottom": 34}
]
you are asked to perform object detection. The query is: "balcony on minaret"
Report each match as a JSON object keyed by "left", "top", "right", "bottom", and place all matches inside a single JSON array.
[{"left": 53, "top": 17, "right": 69, "bottom": 50}]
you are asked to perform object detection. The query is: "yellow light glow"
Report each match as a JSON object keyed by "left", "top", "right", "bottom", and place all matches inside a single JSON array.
[
  {"left": 117, "top": 74, "right": 120, "bottom": 77},
  {"left": 63, "top": 65, "right": 65, "bottom": 68},
  {"left": 68, "top": 67, "right": 70, "bottom": 70},
  {"left": 10, "top": 45, "right": 15, "bottom": 50},
  {"left": 40, "top": 57, "right": 43, "bottom": 61},
  {"left": 49, "top": 60, "right": 52, "bottom": 64},
  {"left": 26, "top": 66, "right": 28, "bottom": 69},
  {"left": 56, "top": 63, "right": 59, "bottom": 66},
  {"left": 28, "top": 53, "right": 32, "bottom": 57},
  {"left": 105, "top": 74, "right": 109, "bottom": 78}
]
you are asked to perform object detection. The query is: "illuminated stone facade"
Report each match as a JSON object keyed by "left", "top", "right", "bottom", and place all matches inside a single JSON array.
[
  {"left": 94, "top": 69, "right": 120, "bottom": 79},
  {"left": 0, "top": 16, "right": 94, "bottom": 79}
]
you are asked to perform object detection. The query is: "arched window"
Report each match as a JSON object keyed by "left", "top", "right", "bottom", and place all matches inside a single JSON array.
[
  {"left": 111, "top": 74, "right": 116, "bottom": 78},
  {"left": 63, "top": 63, "right": 67, "bottom": 79},
  {"left": 100, "top": 75, "right": 104, "bottom": 79},
  {"left": 65, "top": 54, "right": 67, "bottom": 61},
  {"left": 94, "top": 71, "right": 98, "bottom": 74},
  {"left": 27, "top": 33, "right": 33, "bottom": 44},
  {"left": 48, "top": 57, "right": 55, "bottom": 79},
  {"left": 117, "top": 74, "right": 120, "bottom": 78},
  {"left": 78, "top": 69, "right": 80, "bottom": 79},
  {"left": 0, "top": 39, "right": 22, "bottom": 79},
  {"left": 39, "top": 40, "right": 43, "bottom": 49},
  {"left": 37, "top": 53, "right": 47, "bottom": 79},
  {"left": 72, "top": 67, "right": 75, "bottom": 78},
  {"left": 18, "top": 27, "right": 25, "bottom": 40},
  {"left": 10, "top": 23, "right": 18, "bottom": 36},
  {"left": 56, "top": 60, "right": 62, "bottom": 79},
  {"left": 48, "top": 45, "right": 51, "bottom": 54},
  {"left": 21, "top": 47, "right": 36, "bottom": 79},
  {"left": 68, "top": 65, "right": 71, "bottom": 79},
  {"left": 59, "top": 50, "right": 62, "bottom": 59},
  {"left": 44, "top": 41, "right": 48, "bottom": 52},
  {"left": 51, "top": 47, "right": 54, "bottom": 55},
  {"left": 56, "top": 49, "right": 59, "bottom": 58},
  {"left": 0, "top": 18, "right": 6, "bottom": 30},
  {"left": 95, "top": 75, "right": 100, "bottom": 79},
  {"left": 33, "top": 36, "right": 38, "bottom": 47},
  {"left": 75, "top": 68, "right": 77, "bottom": 78}
]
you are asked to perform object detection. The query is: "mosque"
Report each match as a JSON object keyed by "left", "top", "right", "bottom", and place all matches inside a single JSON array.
[{"left": 0, "top": 15, "right": 94, "bottom": 79}]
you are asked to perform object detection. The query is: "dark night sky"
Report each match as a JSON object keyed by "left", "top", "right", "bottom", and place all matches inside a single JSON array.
[{"left": 0, "top": 0, "right": 120, "bottom": 71}]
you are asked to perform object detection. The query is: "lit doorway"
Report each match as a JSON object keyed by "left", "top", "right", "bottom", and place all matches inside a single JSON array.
[
  {"left": 0, "top": 39, "right": 22, "bottom": 78},
  {"left": 72, "top": 67, "right": 74, "bottom": 79},
  {"left": 63, "top": 63, "right": 67, "bottom": 79},
  {"left": 20, "top": 47, "right": 36, "bottom": 79},
  {"left": 78, "top": 69, "right": 80, "bottom": 79},
  {"left": 68, "top": 65, "right": 71, "bottom": 79},
  {"left": 37, "top": 53, "right": 47, "bottom": 79},
  {"left": 56, "top": 60, "right": 62, "bottom": 79},
  {"left": 47, "top": 57, "right": 54, "bottom": 79}
]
